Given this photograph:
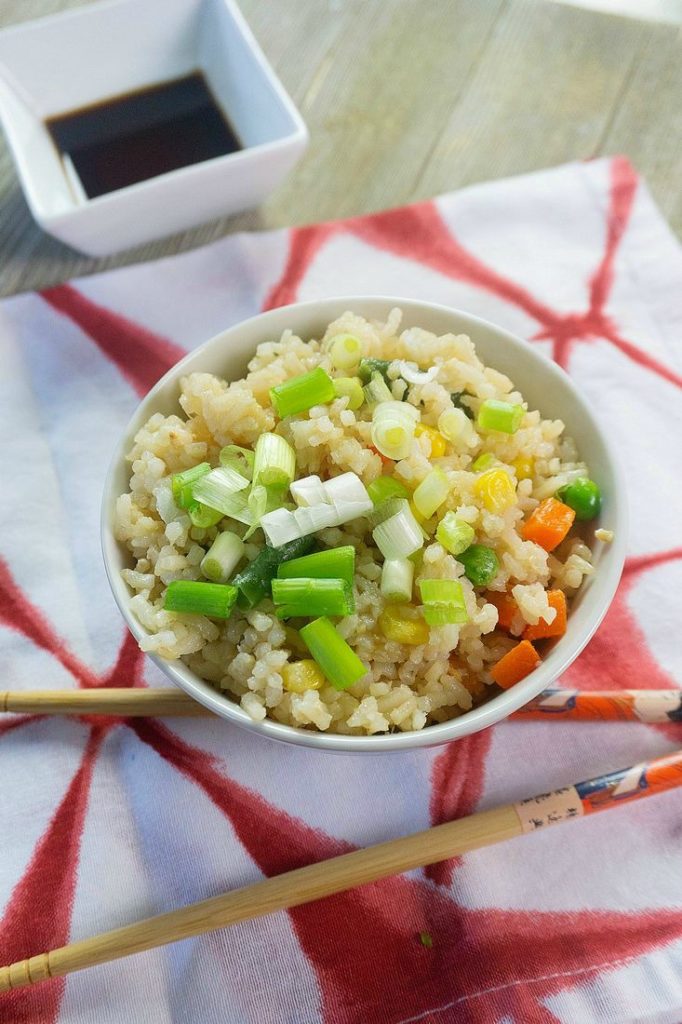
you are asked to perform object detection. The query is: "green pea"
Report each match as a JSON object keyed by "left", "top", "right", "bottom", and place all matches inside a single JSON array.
[
  {"left": 557, "top": 477, "right": 602, "bottom": 521},
  {"left": 458, "top": 544, "right": 499, "bottom": 586}
]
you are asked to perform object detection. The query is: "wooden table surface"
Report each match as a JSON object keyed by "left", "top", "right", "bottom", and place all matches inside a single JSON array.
[{"left": 0, "top": 0, "right": 680, "bottom": 298}]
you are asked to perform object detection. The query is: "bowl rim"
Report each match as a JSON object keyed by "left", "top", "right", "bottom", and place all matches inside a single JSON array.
[{"left": 101, "top": 295, "right": 627, "bottom": 752}]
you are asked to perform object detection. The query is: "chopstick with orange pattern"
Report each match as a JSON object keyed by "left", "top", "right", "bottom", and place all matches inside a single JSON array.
[
  {"left": 2, "top": 745, "right": 682, "bottom": 993},
  {"left": 1, "top": 687, "right": 681, "bottom": 722}
]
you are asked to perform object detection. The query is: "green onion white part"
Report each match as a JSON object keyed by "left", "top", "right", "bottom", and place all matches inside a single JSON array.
[
  {"left": 191, "top": 466, "right": 249, "bottom": 514},
  {"left": 363, "top": 372, "right": 393, "bottom": 409},
  {"left": 200, "top": 531, "right": 245, "bottom": 583},
  {"left": 380, "top": 558, "right": 414, "bottom": 603},
  {"left": 372, "top": 501, "right": 423, "bottom": 559},
  {"left": 329, "top": 333, "right": 363, "bottom": 370},
  {"left": 260, "top": 472, "right": 372, "bottom": 546},
  {"left": 371, "top": 400, "right": 420, "bottom": 460},
  {"left": 413, "top": 468, "right": 450, "bottom": 519},
  {"left": 253, "top": 433, "right": 296, "bottom": 489}
]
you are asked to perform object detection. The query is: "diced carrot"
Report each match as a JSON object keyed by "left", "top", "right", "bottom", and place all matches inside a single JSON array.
[
  {"left": 490, "top": 640, "right": 541, "bottom": 689},
  {"left": 521, "top": 497, "right": 575, "bottom": 552},
  {"left": 523, "top": 590, "right": 567, "bottom": 641},
  {"left": 486, "top": 591, "right": 518, "bottom": 631}
]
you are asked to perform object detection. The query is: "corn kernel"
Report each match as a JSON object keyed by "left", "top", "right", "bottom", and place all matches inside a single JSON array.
[
  {"left": 415, "top": 423, "right": 447, "bottom": 458},
  {"left": 473, "top": 468, "right": 517, "bottom": 513},
  {"left": 379, "top": 606, "right": 430, "bottom": 645},
  {"left": 282, "top": 659, "right": 325, "bottom": 693},
  {"left": 512, "top": 456, "right": 534, "bottom": 481}
]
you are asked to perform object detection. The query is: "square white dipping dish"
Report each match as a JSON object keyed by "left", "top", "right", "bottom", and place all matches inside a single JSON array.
[{"left": 0, "top": 0, "right": 308, "bottom": 256}]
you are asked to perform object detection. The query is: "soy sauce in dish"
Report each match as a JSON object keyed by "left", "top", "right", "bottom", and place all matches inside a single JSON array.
[{"left": 46, "top": 72, "right": 242, "bottom": 199}]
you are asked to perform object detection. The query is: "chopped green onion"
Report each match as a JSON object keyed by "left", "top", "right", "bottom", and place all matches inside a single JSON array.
[
  {"left": 188, "top": 502, "right": 224, "bottom": 529},
  {"left": 191, "top": 466, "right": 250, "bottom": 515},
  {"left": 366, "top": 496, "right": 408, "bottom": 530},
  {"left": 270, "top": 367, "right": 335, "bottom": 418},
  {"left": 172, "top": 463, "right": 211, "bottom": 509},
  {"left": 413, "top": 468, "right": 450, "bottom": 519},
  {"left": 290, "top": 475, "right": 327, "bottom": 507},
  {"left": 329, "top": 334, "right": 363, "bottom": 370},
  {"left": 477, "top": 399, "right": 524, "bottom": 434},
  {"left": 458, "top": 544, "right": 499, "bottom": 586},
  {"left": 418, "top": 578, "right": 468, "bottom": 625},
  {"left": 420, "top": 931, "right": 434, "bottom": 949},
  {"left": 381, "top": 558, "right": 414, "bottom": 603},
  {"left": 261, "top": 473, "right": 372, "bottom": 546},
  {"left": 201, "top": 531, "right": 245, "bottom": 583},
  {"left": 332, "top": 376, "right": 364, "bottom": 410},
  {"left": 557, "top": 477, "right": 602, "bottom": 521},
  {"left": 363, "top": 372, "right": 393, "bottom": 409},
  {"left": 253, "top": 432, "right": 296, "bottom": 490},
  {"left": 373, "top": 501, "right": 423, "bottom": 559},
  {"left": 371, "top": 401, "right": 420, "bottom": 461},
  {"left": 438, "top": 408, "right": 471, "bottom": 442},
  {"left": 436, "top": 512, "right": 475, "bottom": 555},
  {"left": 299, "top": 616, "right": 368, "bottom": 690},
  {"left": 367, "top": 476, "right": 409, "bottom": 506},
  {"left": 472, "top": 452, "right": 496, "bottom": 472},
  {"left": 277, "top": 545, "right": 355, "bottom": 586},
  {"left": 190, "top": 487, "right": 252, "bottom": 526},
  {"left": 271, "top": 577, "right": 354, "bottom": 619},
  {"left": 163, "top": 580, "right": 237, "bottom": 619},
  {"left": 231, "top": 536, "right": 315, "bottom": 609},
  {"left": 451, "top": 391, "right": 474, "bottom": 419},
  {"left": 219, "top": 445, "right": 254, "bottom": 479},
  {"left": 358, "top": 357, "right": 391, "bottom": 384}
]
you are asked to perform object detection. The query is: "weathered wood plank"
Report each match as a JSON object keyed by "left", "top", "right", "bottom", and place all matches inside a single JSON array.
[{"left": 0, "top": 0, "right": 679, "bottom": 298}]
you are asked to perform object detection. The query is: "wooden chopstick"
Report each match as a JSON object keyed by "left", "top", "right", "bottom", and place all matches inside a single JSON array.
[
  {"left": 2, "top": 746, "right": 681, "bottom": 993},
  {"left": 2, "top": 687, "right": 682, "bottom": 723}
]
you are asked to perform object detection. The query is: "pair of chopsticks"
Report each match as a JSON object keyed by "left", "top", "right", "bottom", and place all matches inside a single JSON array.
[
  {"left": 1, "top": 685, "right": 680, "bottom": 993},
  {"left": 2, "top": 686, "right": 681, "bottom": 722}
]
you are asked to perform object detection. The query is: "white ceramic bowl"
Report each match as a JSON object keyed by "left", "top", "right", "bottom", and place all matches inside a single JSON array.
[
  {"left": 0, "top": 0, "right": 307, "bottom": 255},
  {"left": 102, "top": 296, "right": 626, "bottom": 752}
]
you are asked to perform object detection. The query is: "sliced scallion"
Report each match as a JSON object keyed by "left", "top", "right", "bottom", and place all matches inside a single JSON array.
[
  {"left": 188, "top": 502, "right": 224, "bottom": 529},
  {"left": 413, "top": 468, "right": 450, "bottom": 519},
  {"left": 418, "top": 578, "right": 468, "bottom": 626},
  {"left": 472, "top": 452, "right": 496, "bottom": 472},
  {"left": 201, "top": 531, "right": 245, "bottom": 583},
  {"left": 381, "top": 558, "right": 414, "bottom": 603},
  {"left": 477, "top": 399, "right": 524, "bottom": 434},
  {"left": 371, "top": 401, "right": 420, "bottom": 461},
  {"left": 219, "top": 445, "right": 254, "bottom": 479},
  {"left": 299, "top": 616, "right": 368, "bottom": 690},
  {"left": 270, "top": 367, "right": 335, "bottom": 418},
  {"left": 290, "top": 475, "right": 327, "bottom": 508},
  {"left": 436, "top": 512, "right": 475, "bottom": 556},
  {"left": 367, "top": 476, "right": 409, "bottom": 506},
  {"left": 358, "top": 357, "right": 391, "bottom": 384},
  {"left": 253, "top": 432, "right": 296, "bottom": 490},
  {"left": 172, "top": 463, "right": 211, "bottom": 509},
  {"left": 163, "top": 580, "right": 237, "bottom": 619},
  {"left": 373, "top": 501, "right": 423, "bottom": 559},
  {"left": 231, "top": 536, "right": 316, "bottom": 609},
  {"left": 277, "top": 545, "right": 355, "bottom": 586},
  {"left": 332, "top": 376, "right": 364, "bottom": 410},
  {"left": 271, "top": 577, "right": 354, "bottom": 619},
  {"left": 363, "top": 372, "right": 393, "bottom": 409},
  {"left": 329, "top": 333, "right": 362, "bottom": 370},
  {"left": 191, "top": 466, "right": 250, "bottom": 515}
]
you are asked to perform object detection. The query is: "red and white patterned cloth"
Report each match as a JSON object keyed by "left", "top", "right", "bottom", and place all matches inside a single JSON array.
[{"left": 1, "top": 157, "right": 682, "bottom": 1024}]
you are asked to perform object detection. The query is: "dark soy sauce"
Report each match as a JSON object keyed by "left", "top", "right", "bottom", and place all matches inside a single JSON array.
[{"left": 46, "top": 72, "right": 242, "bottom": 199}]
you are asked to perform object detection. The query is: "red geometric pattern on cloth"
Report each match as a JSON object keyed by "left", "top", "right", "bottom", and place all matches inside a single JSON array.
[{"left": 1, "top": 157, "right": 681, "bottom": 1021}]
